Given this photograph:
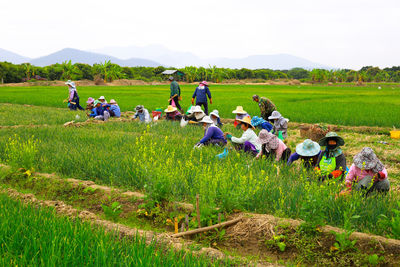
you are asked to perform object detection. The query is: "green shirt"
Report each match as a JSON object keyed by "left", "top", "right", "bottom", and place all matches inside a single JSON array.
[
  {"left": 170, "top": 81, "right": 181, "bottom": 97},
  {"left": 259, "top": 97, "right": 276, "bottom": 120}
]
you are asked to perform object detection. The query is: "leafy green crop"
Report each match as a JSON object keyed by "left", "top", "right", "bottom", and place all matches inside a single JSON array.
[{"left": 0, "top": 193, "right": 226, "bottom": 266}]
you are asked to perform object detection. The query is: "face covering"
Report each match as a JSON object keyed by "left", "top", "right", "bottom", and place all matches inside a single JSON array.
[{"left": 199, "top": 85, "right": 205, "bottom": 89}]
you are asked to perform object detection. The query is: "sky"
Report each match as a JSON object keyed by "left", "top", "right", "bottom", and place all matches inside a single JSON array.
[{"left": 1, "top": 0, "right": 399, "bottom": 69}]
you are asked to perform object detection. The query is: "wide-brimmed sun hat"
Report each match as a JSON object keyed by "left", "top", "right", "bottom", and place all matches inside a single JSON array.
[
  {"left": 65, "top": 80, "right": 75, "bottom": 87},
  {"left": 99, "top": 96, "right": 106, "bottom": 100},
  {"left": 252, "top": 94, "right": 259, "bottom": 100},
  {"left": 353, "top": 147, "right": 384, "bottom": 172},
  {"left": 93, "top": 100, "right": 101, "bottom": 106},
  {"left": 164, "top": 105, "right": 177, "bottom": 113},
  {"left": 192, "top": 105, "right": 204, "bottom": 113},
  {"left": 168, "top": 76, "right": 174, "bottom": 81},
  {"left": 135, "top": 105, "right": 144, "bottom": 111},
  {"left": 296, "top": 139, "right": 321, "bottom": 157},
  {"left": 86, "top": 97, "right": 95, "bottom": 104},
  {"left": 200, "top": 81, "right": 209, "bottom": 86},
  {"left": 251, "top": 116, "right": 264, "bottom": 127},
  {"left": 268, "top": 111, "right": 282, "bottom": 120},
  {"left": 199, "top": 116, "right": 214, "bottom": 124},
  {"left": 232, "top": 106, "right": 247, "bottom": 114},
  {"left": 318, "top": 132, "right": 345, "bottom": 147},
  {"left": 237, "top": 116, "right": 255, "bottom": 129},
  {"left": 109, "top": 99, "right": 117, "bottom": 105},
  {"left": 256, "top": 130, "right": 279, "bottom": 150},
  {"left": 210, "top": 110, "right": 220, "bottom": 118}
]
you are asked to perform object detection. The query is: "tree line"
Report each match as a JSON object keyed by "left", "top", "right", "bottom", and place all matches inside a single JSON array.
[{"left": 0, "top": 60, "right": 399, "bottom": 84}]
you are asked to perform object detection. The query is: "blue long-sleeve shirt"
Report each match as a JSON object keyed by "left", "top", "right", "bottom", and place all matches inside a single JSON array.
[
  {"left": 109, "top": 105, "right": 121, "bottom": 117},
  {"left": 199, "top": 126, "right": 226, "bottom": 144},
  {"left": 192, "top": 86, "right": 211, "bottom": 103},
  {"left": 89, "top": 106, "right": 105, "bottom": 117}
]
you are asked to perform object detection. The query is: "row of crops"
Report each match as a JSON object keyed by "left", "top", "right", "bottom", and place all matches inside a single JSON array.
[
  {"left": 1, "top": 120, "right": 400, "bottom": 239},
  {"left": 0, "top": 192, "right": 224, "bottom": 266}
]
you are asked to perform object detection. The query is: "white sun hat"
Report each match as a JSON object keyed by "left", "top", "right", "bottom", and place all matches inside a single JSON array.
[
  {"left": 199, "top": 116, "right": 214, "bottom": 124},
  {"left": 210, "top": 110, "right": 220, "bottom": 118},
  {"left": 99, "top": 96, "right": 106, "bottom": 100},
  {"left": 192, "top": 105, "right": 204, "bottom": 113}
]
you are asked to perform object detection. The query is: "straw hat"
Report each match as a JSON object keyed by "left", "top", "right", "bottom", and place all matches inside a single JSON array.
[
  {"left": 199, "top": 116, "right": 214, "bottom": 124},
  {"left": 318, "top": 132, "right": 345, "bottom": 147},
  {"left": 164, "top": 105, "right": 177, "bottom": 113},
  {"left": 256, "top": 130, "right": 279, "bottom": 150},
  {"left": 296, "top": 139, "right": 321, "bottom": 157},
  {"left": 99, "top": 96, "right": 106, "bottom": 100},
  {"left": 109, "top": 99, "right": 117, "bottom": 105},
  {"left": 86, "top": 97, "right": 95, "bottom": 104},
  {"left": 353, "top": 147, "right": 384, "bottom": 172},
  {"left": 237, "top": 116, "right": 255, "bottom": 129},
  {"left": 210, "top": 110, "right": 220, "bottom": 118},
  {"left": 232, "top": 106, "right": 247, "bottom": 114},
  {"left": 268, "top": 111, "right": 282, "bottom": 120}
]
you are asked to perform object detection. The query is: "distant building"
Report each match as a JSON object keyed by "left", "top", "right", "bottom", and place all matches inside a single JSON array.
[{"left": 161, "top": 70, "right": 185, "bottom": 80}]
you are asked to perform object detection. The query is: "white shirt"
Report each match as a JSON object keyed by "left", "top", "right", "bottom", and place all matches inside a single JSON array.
[{"left": 231, "top": 128, "right": 261, "bottom": 151}]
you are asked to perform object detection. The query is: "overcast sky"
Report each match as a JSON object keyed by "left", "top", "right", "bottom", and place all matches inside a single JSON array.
[{"left": 1, "top": 0, "right": 399, "bottom": 69}]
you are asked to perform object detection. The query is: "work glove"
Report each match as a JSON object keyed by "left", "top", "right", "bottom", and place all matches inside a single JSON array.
[
  {"left": 191, "top": 98, "right": 194, "bottom": 105},
  {"left": 210, "top": 98, "right": 213, "bottom": 104},
  {"left": 278, "top": 131, "right": 284, "bottom": 140}
]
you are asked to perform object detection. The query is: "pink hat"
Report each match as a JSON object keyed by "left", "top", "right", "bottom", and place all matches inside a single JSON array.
[
  {"left": 86, "top": 97, "right": 95, "bottom": 104},
  {"left": 200, "top": 81, "right": 209, "bottom": 86}
]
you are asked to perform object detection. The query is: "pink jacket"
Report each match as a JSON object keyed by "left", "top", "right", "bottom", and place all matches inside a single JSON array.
[
  {"left": 275, "top": 139, "right": 287, "bottom": 161},
  {"left": 345, "top": 164, "right": 388, "bottom": 185}
]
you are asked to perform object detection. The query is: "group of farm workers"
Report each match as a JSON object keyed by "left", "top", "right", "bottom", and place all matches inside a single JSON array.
[{"left": 65, "top": 78, "right": 391, "bottom": 196}]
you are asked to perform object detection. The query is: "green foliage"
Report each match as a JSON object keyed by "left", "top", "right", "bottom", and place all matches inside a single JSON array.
[
  {"left": 0, "top": 193, "right": 223, "bottom": 266},
  {"left": 332, "top": 230, "right": 357, "bottom": 252},
  {"left": 265, "top": 234, "right": 287, "bottom": 252},
  {"left": 4, "top": 135, "right": 39, "bottom": 170},
  {"left": 101, "top": 201, "right": 123, "bottom": 221}
]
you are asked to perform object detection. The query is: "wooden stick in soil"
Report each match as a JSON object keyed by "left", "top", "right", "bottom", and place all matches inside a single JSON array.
[
  {"left": 171, "top": 217, "right": 242, "bottom": 238},
  {"left": 181, "top": 222, "right": 185, "bottom": 233},
  {"left": 196, "top": 194, "right": 201, "bottom": 228},
  {"left": 185, "top": 215, "right": 189, "bottom": 231}
]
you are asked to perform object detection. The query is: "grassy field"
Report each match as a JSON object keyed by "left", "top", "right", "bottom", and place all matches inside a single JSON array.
[
  {"left": 0, "top": 84, "right": 399, "bottom": 264},
  {"left": 0, "top": 84, "right": 399, "bottom": 127},
  {"left": 0, "top": 193, "right": 223, "bottom": 266},
  {"left": 1, "top": 113, "right": 399, "bottom": 238}
]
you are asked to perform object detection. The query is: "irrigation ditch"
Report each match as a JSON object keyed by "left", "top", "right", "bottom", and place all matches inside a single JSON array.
[{"left": 1, "top": 166, "right": 399, "bottom": 266}]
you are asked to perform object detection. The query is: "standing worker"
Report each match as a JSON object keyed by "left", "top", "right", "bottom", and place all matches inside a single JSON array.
[
  {"left": 169, "top": 76, "right": 183, "bottom": 113},
  {"left": 65, "top": 80, "right": 84, "bottom": 111},
  {"left": 252, "top": 95, "right": 276, "bottom": 121},
  {"left": 192, "top": 81, "right": 212, "bottom": 115}
]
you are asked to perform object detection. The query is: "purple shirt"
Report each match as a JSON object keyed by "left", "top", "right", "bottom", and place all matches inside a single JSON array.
[{"left": 200, "top": 126, "right": 226, "bottom": 144}]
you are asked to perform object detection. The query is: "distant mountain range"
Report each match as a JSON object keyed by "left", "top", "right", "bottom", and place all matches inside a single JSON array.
[
  {"left": 92, "top": 45, "right": 330, "bottom": 69},
  {"left": 0, "top": 46, "right": 330, "bottom": 69}
]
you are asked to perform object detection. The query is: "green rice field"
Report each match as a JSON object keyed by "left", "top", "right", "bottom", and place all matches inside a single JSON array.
[{"left": 1, "top": 84, "right": 399, "bottom": 127}]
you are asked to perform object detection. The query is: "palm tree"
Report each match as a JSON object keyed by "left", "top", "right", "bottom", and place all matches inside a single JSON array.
[{"left": 60, "top": 60, "right": 79, "bottom": 80}]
